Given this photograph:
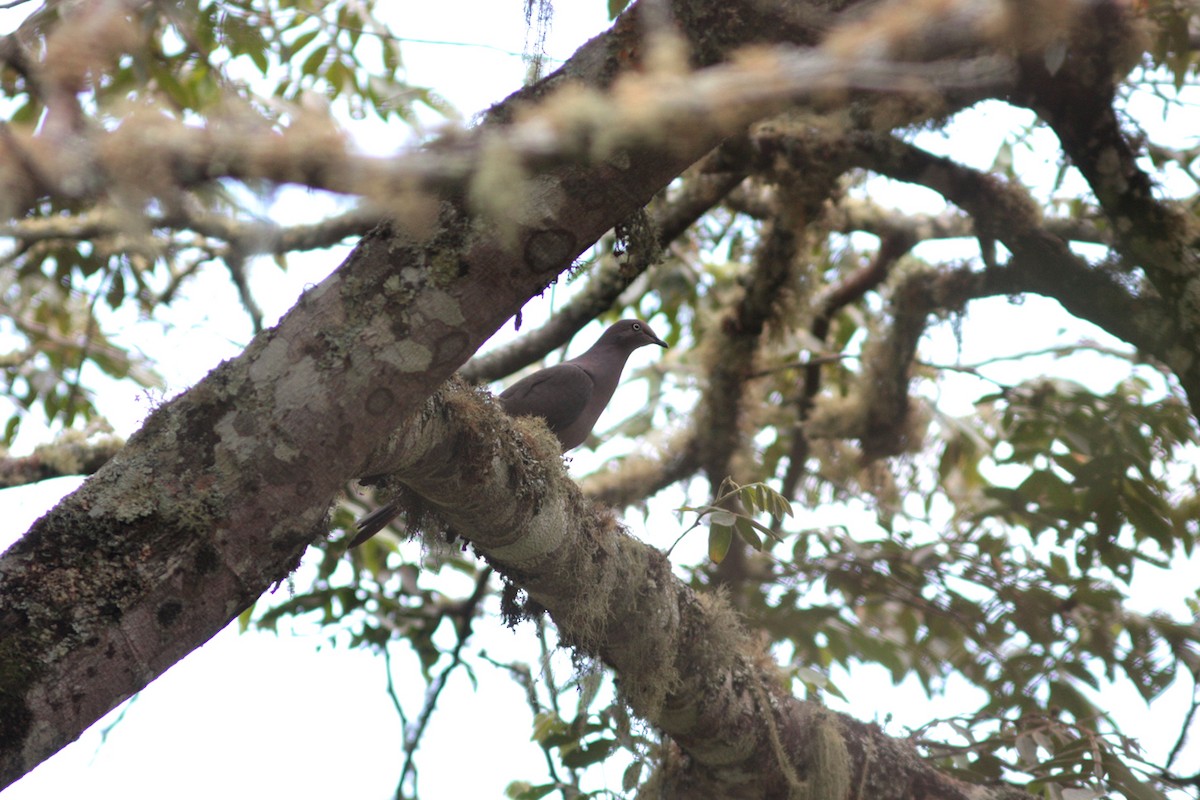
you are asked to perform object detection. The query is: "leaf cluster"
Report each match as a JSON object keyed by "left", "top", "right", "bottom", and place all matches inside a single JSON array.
[{"left": 0, "top": 0, "right": 447, "bottom": 442}]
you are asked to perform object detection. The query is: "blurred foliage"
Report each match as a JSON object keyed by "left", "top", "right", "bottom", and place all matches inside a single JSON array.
[{"left": 0, "top": 0, "right": 449, "bottom": 443}]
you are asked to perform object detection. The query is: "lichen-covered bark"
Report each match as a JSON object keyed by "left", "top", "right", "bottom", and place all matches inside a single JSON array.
[
  {"left": 359, "top": 380, "right": 1035, "bottom": 800},
  {"left": 0, "top": 2, "right": 729, "bottom": 781}
]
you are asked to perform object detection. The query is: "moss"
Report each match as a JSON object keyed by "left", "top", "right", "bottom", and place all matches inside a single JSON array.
[
  {"left": 499, "top": 578, "right": 546, "bottom": 628},
  {"left": 428, "top": 248, "right": 466, "bottom": 287},
  {"left": 801, "top": 711, "right": 851, "bottom": 800},
  {"left": 613, "top": 208, "right": 663, "bottom": 276}
]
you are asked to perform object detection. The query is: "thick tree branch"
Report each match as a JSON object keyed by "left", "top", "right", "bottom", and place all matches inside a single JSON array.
[
  {"left": 359, "top": 378, "right": 1038, "bottom": 800},
  {"left": 581, "top": 426, "right": 705, "bottom": 508},
  {"left": 847, "top": 133, "right": 1199, "bottom": 418},
  {"left": 780, "top": 231, "right": 914, "bottom": 502},
  {"left": 1008, "top": 3, "right": 1200, "bottom": 412},
  {"left": 0, "top": 49, "right": 1014, "bottom": 221},
  {"left": 702, "top": 186, "right": 816, "bottom": 595},
  {"left": 1012, "top": 5, "right": 1193, "bottom": 281},
  {"left": 0, "top": 4, "right": 740, "bottom": 779},
  {"left": 0, "top": 433, "right": 123, "bottom": 488}
]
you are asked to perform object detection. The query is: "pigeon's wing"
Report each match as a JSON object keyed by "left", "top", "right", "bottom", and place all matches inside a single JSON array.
[{"left": 499, "top": 363, "right": 593, "bottom": 436}]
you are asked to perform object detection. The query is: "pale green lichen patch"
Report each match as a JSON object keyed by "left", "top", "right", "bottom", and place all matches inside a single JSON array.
[
  {"left": 104, "top": 462, "right": 160, "bottom": 523},
  {"left": 214, "top": 410, "right": 254, "bottom": 451},
  {"left": 247, "top": 333, "right": 292, "bottom": 385},
  {"left": 384, "top": 339, "right": 433, "bottom": 372},
  {"left": 419, "top": 289, "right": 465, "bottom": 327},
  {"left": 273, "top": 357, "right": 330, "bottom": 415},
  {"left": 382, "top": 274, "right": 404, "bottom": 294},
  {"left": 273, "top": 441, "right": 301, "bottom": 462}
]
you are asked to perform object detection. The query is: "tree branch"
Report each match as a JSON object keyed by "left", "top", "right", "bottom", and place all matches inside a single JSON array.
[
  {"left": 846, "top": 132, "right": 1199, "bottom": 418},
  {"left": 779, "top": 230, "right": 913, "bottom": 503},
  {"left": 0, "top": 48, "right": 1015, "bottom": 222},
  {"left": 460, "top": 146, "right": 748, "bottom": 384},
  {"left": 0, "top": 432, "right": 123, "bottom": 488},
  {"left": 1008, "top": 3, "right": 1200, "bottom": 415},
  {"left": 359, "top": 378, "right": 1035, "bottom": 799}
]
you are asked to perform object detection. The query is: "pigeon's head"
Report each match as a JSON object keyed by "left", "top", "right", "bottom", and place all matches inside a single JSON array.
[{"left": 600, "top": 319, "right": 668, "bottom": 353}]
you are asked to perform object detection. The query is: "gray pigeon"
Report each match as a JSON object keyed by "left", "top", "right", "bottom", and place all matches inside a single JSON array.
[{"left": 349, "top": 319, "right": 668, "bottom": 546}]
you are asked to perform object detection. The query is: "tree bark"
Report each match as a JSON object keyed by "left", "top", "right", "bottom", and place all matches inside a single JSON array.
[
  {"left": 0, "top": 7, "right": 718, "bottom": 782},
  {"left": 357, "top": 379, "right": 1037, "bottom": 799}
]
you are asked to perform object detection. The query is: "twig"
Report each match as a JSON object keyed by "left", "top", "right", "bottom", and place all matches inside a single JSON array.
[
  {"left": 395, "top": 567, "right": 493, "bottom": 799},
  {"left": 1165, "top": 670, "right": 1199, "bottom": 771}
]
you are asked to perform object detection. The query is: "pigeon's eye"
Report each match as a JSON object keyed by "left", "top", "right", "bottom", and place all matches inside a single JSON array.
[{"left": 632, "top": 323, "right": 642, "bottom": 331}]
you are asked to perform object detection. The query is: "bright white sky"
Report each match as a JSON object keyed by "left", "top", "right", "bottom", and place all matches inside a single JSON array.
[{"left": 2, "top": 2, "right": 1197, "bottom": 798}]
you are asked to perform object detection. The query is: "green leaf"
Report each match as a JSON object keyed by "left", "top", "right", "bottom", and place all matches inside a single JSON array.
[
  {"left": 748, "top": 516, "right": 782, "bottom": 542},
  {"left": 1047, "top": 680, "right": 1099, "bottom": 720},
  {"left": 734, "top": 516, "right": 763, "bottom": 550},
  {"left": 382, "top": 39, "right": 403, "bottom": 75},
  {"left": 576, "top": 670, "right": 603, "bottom": 715},
  {"left": 11, "top": 99, "right": 40, "bottom": 124},
  {"left": 507, "top": 782, "right": 556, "bottom": 800},
  {"left": 709, "top": 510, "right": 737, "bottom": 527},
  {"left": 236, "top": 603, "right": 256, "bottom": 633},
  {"left": 105, "top": 268, "right": 126, "bottom": 310},
  {"left": 301, "top": 44, "right": 329, "bottom": 77},
  {"left": 287, "top": 29, "right": 320, "bottom": 58},
  {"left": 1017, "top": 469, "right": 1075, "bottom": 510},
  {"left": 560, "top": 737, "right": 616, "bottom": 769},
  {"left": 1102, "top": 751, "right": 1170, "bottom": 800},
  {"left": 709, "top": 524, "right": 733, "bottom": 563},
  {"left": 249, "top": 47, "right": 269, "bottom": 76},
  {"left": 530, "top": 711, "right": 566, "bottom": 744}
]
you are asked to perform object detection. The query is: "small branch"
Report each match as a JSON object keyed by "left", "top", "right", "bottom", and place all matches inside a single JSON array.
[
  {"left": 460, "top": 146, "right": 749, "bottom": 384},
  {"left": 0, "top": 206, "right": 377, "bottom": 256},
  {"left": 846, "top": 131, "right": 1200, "bottom": 420},
  {"left": 0, "top": 433, "right": 124, "bottom": 488},
  {"left": 830, "top": 196, "right": 1111, "bottom": 248},
  {"left": 1165, "top": 670, "right": 1199, "bottom": 771},
  {"left": 479, "top": 651, "right": 563, "bottom": 783},
  {"left": 922, "top": 340, "right": 1142, "bottom": 370},
  {"left": 223, "top": 251, "right": 265, "bottom": 334},
  {"left": 395, "top": 567, "right": 492, "bottom": 799},
  {"left": 779, "top": 230, "right": 913, "bottom": 502},
  {"left": 382, "top": 645, "right": 410, "bottom": 737}
]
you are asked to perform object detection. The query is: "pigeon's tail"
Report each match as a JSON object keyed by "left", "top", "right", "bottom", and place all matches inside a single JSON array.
[{"left": 349, "top": 503, "right": 400, "bottom": 547}]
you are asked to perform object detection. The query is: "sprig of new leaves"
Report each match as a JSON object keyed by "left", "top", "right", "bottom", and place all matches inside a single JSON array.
[{"left": 674, "top": 477, "right": 794, "bottom": 563}]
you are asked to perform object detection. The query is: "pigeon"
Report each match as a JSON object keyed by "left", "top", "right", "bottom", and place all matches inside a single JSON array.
[{"left": 349, "top": 319, "right": 667, "bottom": 546}]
